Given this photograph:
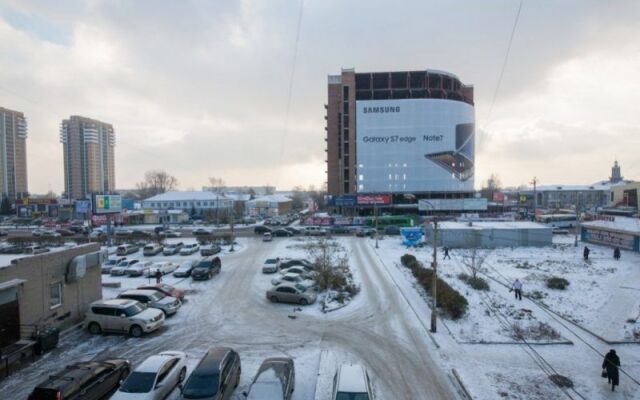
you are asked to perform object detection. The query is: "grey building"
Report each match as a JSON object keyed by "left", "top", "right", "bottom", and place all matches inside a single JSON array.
[
  {"left": 0, "top": 107, "right": 29, "bottom": 202},
  {"left": 425, "top": 221, "right": 552, "bottom": 248}
]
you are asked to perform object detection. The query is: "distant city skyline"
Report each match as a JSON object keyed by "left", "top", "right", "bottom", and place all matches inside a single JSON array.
[{"left": 0, "top": 0, "right": 638, "bottom": 194}]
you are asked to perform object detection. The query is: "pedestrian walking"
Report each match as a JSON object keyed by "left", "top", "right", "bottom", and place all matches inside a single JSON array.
[
  {"left": 583, "top": 246, "right": 590, "bottom": 261},
  {"left": 512, "top": 279, "right": 523, "bottom": 301},
  {"left": 614, "top": 247, "right": 621, "bottom": 261},
  {"left": 443, "top": 247, "right": 451, "bottom": 260},
  {"left": 155, "top": 269, "right": 162, "bottom": 284},
  {"left": 602, "top": 349, "right": 621, "bottom": 392}
]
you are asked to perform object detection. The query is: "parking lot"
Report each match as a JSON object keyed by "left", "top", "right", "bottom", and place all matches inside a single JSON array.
[{"left": 0, "top": 236, "right": 458, "bottom": 400}]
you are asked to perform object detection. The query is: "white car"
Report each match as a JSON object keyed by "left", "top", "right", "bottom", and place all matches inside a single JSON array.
[
  {"left": 147, "top": 262, "right": 178, "bottom": 276},
  {"left": 280, "top": 266, "right": 312, "bottom": 278},
  {"left": 111, "top": 259, "right": 139, "bottom": 276},
  {"left": 111, "top": 351, "right": 188, "bottom": 400},
  {"left": 84, "top": 299, "right": 164, "bottom": 337},
  {"left": 262, "top": 258, "right": 280, "bottom": 274},
  {"left": 332, "top": 364, "right": 375, "bottom": 400},
  {"left": 173, "top": 260, "right": 196, "bottom": 277},
  {"left": 179, "top": 243, "right": 200, "bottom": 255},
  {"left": 102, "top": 257, "right": 126, "bottom": 274},
  {"left": 126, "top": 261, "right": 154, "bottom": 277},
  {"left": 271, "top": 273, "right": 315, "bottom": 289}
]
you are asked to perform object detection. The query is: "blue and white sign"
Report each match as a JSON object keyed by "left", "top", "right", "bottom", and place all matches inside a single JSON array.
[{"left": 401, "top": 227, "right": 424, "bottom": 247}]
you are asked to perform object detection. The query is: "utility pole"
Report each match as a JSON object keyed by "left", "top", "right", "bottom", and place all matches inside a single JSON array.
[
  {"left": 229, "top": 212, "right": 235, "bottom": 252},
  {"left": 374, "top": 203, "right": 379, "bottom": 249},
  {"left": 430, "top": 220, "right": 438, "bottom": 333},
  {"left": 574, "top": 194, "right": 580, "bottom": 247},
  {"left": 530, "top": 177, "right": 538, "bottom": 220}
]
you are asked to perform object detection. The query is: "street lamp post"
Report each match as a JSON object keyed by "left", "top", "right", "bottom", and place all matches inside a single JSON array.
[
  {"left": 421, "top": 199, "right": 438, "bottom": 333},
  {"left": 374, "top": 203, "right": 379, "bottom": 249},
  {"left": 230, "top": 212, "right": 235, "bottom": 252}
]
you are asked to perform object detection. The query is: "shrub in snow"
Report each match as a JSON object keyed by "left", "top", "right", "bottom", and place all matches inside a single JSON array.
[
  {"left": 457, "top": 273, "right": 490, "bottom": 291},
  {"left": 546, "top": 277, "right": 570, "bottom": 290},
  {"left": 401, "top": 254, "right": 418, "bottom": 268}
]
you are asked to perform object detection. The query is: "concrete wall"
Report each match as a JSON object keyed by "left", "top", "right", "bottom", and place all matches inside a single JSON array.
[
  {"left": 0, "top": 243, "right": 102, "bottom": 337},
  {"left": 426, "top": 227, "right": 552, "bottom": 248}
]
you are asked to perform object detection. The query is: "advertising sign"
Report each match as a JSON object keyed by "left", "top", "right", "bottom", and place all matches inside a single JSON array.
[
  {"left": 93, "top": 194, "right": 122, "bottom": 214},
  {"left": 334, "top": 195, "right": 357, "bottom": 207},
  {"left": 492, "top": 192, "right": 505, "bottom": 202},
  {"left": 357, "top": 195, "right": 391, "bottom": 205},
  {"left": 418, "top": 198, "right": 487, "bottom": 211},
  {"left": 583, "top": 228, "right": 636, "bottom": 251},
  {"left": 356, "top": 99, "right": 475, "bottom": 193},
  {"left": 75, "top": 200, "right": 91, "bottom": 214}
]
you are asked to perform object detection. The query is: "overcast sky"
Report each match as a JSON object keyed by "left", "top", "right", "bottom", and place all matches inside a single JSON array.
[{"left": 1, "top": 0, "right": 639, "bottom": 194}]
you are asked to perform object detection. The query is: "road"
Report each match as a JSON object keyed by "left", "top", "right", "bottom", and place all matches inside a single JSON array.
[{"left": 0, "top": 237, "right": 457, "bottom": 399}]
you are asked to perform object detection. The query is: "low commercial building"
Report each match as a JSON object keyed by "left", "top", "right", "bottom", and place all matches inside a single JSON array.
[
  {"left": 425, "top": 221, "right": 552, "bottom": 248},
  {"left": 124, "top": 209, "right": 189, "bottom": 225},
  {"left": 142, "top": 191, "right": 234, "bottom": 216},
  {"left": 581, "top": 217, "right": 640, "bottom": 252},
  {"left": 0, "top": 244, "right": 103, "bottom": 348},
  {"left": 246, "top": 195, "right": 292, "bottom": 217}
]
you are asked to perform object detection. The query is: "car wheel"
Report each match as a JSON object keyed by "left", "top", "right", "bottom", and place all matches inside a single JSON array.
[
  {"left": 179, "top": 367, "right": 187, "bottom": 383},
  {"left": 88, "top": 322, "right": 102, "bottom": 335},
  {"left": 299, "top": 298, "right": 308, "bottom": 306},
  {"left": 129, "top": 325, "right": 143, "bottom": 337},
  {"left": 270, "top": 296, "right": 279, "bottom": 303}
]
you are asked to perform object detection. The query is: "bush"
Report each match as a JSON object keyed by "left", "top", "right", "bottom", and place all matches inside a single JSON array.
[
  {"left": 546, "top": 277, "right": 570, "bottom": 290},
  {"left": 458, "top": 273, "right": 490, "bottom": 291},
  {"left": 401, "top": 254, "right": 418, "bottom": 268},
  {"left": 402, "top": 256, "right": 468, "bottom": 320}
]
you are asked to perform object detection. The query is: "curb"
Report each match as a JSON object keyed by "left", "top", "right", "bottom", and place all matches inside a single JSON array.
[
  {"left": 457, "top": 340, "right": 573, "bottom": 346},
  {"left": 451, "top": 368, "right": 473, "bottom": 400}
]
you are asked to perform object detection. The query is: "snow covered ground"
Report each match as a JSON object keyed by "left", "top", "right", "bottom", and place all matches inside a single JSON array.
[{"left": 371, "top": 234, "right": 640, "bottom": 399}]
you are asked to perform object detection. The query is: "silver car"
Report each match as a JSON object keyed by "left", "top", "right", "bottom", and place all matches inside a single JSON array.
[
  {"left": 118, "top": 289, "right": 181, "bottom": 316},
  {"left": 266, "top": 283, "right": 317, "bottom": 306},
  {"left": 111, "top": 351, "right": 188, "bottom": 400},
  {"left": 245, "top": 357, "right": 295, "bottom": 400}
]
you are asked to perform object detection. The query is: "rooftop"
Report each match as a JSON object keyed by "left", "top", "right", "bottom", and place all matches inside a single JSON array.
[
  {"left": 582, "top": 217, "right": 640, "bottom": 234},
  {"left": 437, "top": 221, "right": 550, "bottom": 230},
  {"left": 143, "top": 191, "right": 231, "bottom": 202}
]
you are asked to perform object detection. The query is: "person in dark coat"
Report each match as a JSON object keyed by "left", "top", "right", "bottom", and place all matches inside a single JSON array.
[
  {"left": 583, "top": 246, "right": 590, "bottom": 261},
  {"left": 155, "top": 269, "right": 162, "bottom": 284},
  {"left": 443, "top": 247, "right": 451, "bottom": 260},
  {"left": 613, "top": 247, "right": 621, "bottom": 261},
  {"left": 602, "top": 349, "right": 620, "bottom": 391}
]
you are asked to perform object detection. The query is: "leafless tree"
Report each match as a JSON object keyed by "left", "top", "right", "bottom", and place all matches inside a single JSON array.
[
  {"left": 208, "top": 177, "right": 226, "bottom": 192},
  {"left": 136, "top": 170, "right": 179, "bottom": 198},
  {"left": 461, "top": 248, "right": 488, "bottom": 279},
  {"left": 305, "top": 238, "right": 349, "bottom": 291}
]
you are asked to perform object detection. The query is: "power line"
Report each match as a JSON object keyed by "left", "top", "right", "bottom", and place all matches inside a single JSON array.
[{"left": 483, "top": 0, "right": 523, "bottom": 128}]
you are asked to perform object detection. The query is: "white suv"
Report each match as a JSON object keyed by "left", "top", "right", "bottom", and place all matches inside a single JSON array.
[
  {"left": 84, "top": 299, "right": 165, "bottom": 337},
  {"left": 332, "top": 364, "right": 375, "bottom": 400}
]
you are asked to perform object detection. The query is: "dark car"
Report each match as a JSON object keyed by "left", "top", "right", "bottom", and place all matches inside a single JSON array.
[
  {"left": 244, "top": 357, "right": 295, "bottom": 400},
  {"left": 278, "top": 258, "right": 313, "bottom": 270},
  {"left": 354, "top": 227, "right": 376, "bottom": 237},
  {"left": 191, "top": 256, "right": 222, "bottom": 280},
  {"left": 27, "top": 359, "right": 131, "bottom": 400},
  {"left": 201, "top": 244, "right": 222, "bottom": 256},
  {"left": 329, "top": 226, "right": 352, "bottom": 234},
  {"left": 56, "top": 228, "right": 75, "bottom": 236},
  {"left": 384, "top": 225, "right": 401, "bottom": 235},
  {"left": 284, "top": 227, "right": 300, "bottom": 235},
  {"left": 180, "top": 347, "right": 241, "bottom": 400},
  {"left": 0, "top": 245, "right": 23, "bottom": 254},
  {"left": 273, "top": 229, "right": 293, "bottom": 237},
  {"left": 254, "top": 226, "right": 272, "bottom": 235}
]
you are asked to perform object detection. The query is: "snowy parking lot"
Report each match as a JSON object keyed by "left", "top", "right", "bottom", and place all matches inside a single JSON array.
[{"left": 1, "top": 236, "right": 458, "bottom": 400}]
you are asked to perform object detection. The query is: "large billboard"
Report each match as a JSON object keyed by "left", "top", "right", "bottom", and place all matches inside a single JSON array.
[
  {"left": 93, "top": 194, "right": 122, "bottom": 214},
  {"left": 356, "top": 99, "right": 475, "bottom": 193}
]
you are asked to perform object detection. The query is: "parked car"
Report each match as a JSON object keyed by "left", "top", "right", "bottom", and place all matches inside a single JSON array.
[
  {"left": 266, "top": 283, "right": 317, "bottom": 305},
  {"left": 84, "top": 299, "right": 165, "bottom": 337},
  {"left": 280, "top": 266, "right": 313, "bottom": 277},
  {"left": 111, "top": 259, "right": 139, "bottom": 276},
  {"left": 131, "top": 229, "right": 151, "bottom": 237},
  {"left": 354, "top": 227, "right": 376, "bottom": 237},
  {"left": 143, "top": 243, "right": 164, "bottom": 256},
  {"left": 179, "top": 347, "right": 241, "bottom": 400},
  {"left": 271, "top": 273, "right": 314, "bottom": 289},
  {"left": 163, "top": 242, "right": 184, "bottom": 255},
  {"left": 278, "top": 259, "right": 313, "bottom": 270},
  {"left": 303, "top": 226, "right": 327, "bottom": 236},
  {"left": 31, "top": 228, "right": 46, "bottom": 237},
  {"left": 126, "top": 260, "right": 154, "bottom": 277},
  {"left": 117, "top": 244, "right": 140, "bottom": 256},
  {"left": 102, "top": 257, "right": 126, "bottom": 274},
  {"left": 262, "top": 232, "right": 273, "bottom": 242},
  {"left": 24, "top": 245, "right": 50, "bottom": 255},
  {"left": 138, "top": 283, "right": 185, "bottom": 302},
  {"left": 111, "top": 351, "right": 187, "bottom": 400},
  {"left": 115, "top": 228, "right": 134, "bottom": 237},
  {"left": 284, "top": 227, "right": 301, "bottom": 235},
  {"left": 0, "top": 245, "right": 23, "bottom": 254},
  {"left": 384, "top": 225, "right": 401, "bottom": 235},
  {"left": 68, "top": 225, "right": 88, "bottom": 234},
  {"left": 331, "top": 364, "right": 374, "bottom": 400},
  {"left": 118, "top": 289, "right": 181, "bottom": 316},
  {"left": 147, "top": 261, "right": 178, "bottom": 276},
  {"left": 191, "top": 256, "right": 222, "bottom": 280},
  {"left": 244, "top": 357, "right": 295, "bottom": 400},
  {"left": 89, "top": 230, "right": 106, "bottom": 240},
  {"left": 262, "top": 258, "right": 280, "bottom": 274},
  {"left": 180, "top": 243, "right": 200, "bottom": 255},
  {"left": 163, "top": 229, "right": 182, "bottom": 238},
  {"left": 272, "top": 229, "right": 293, "bottom": 237},
  {"left": 27, "top": 359, "right": 131, "bottom": 400},
  {"left": 200, "top": 244, "right": 222, "bottom": 256},
  {"left": 329, "top": 226, "right": 353, "bottom": 234},
  {"left": 55, "top": 228, "right": 75, "bottom": 236},
  {"left": 41, "top": 230, "right": 61, "bottom": 238},
  {"left": 173, "top": 260, "right": 197, "bottom": 277},
  {"left": 192, "top": 228, "right": 212, "bottom": 236},
  {"left": 254, "top": 226, "right": 272, "bottom": 235}
]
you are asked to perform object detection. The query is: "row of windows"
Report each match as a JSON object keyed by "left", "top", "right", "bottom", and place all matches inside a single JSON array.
[
  {"left": 357, "top": 174, "right": 408, "bottom": 181},
  {"left": 146, "top": 201, "right": 230, "bottom": 208}
]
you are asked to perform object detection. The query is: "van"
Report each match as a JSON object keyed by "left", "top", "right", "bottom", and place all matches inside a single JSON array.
[
  {"left": 116, "top": 244, "right": 139, "bottom": 256},
  {"left": 262, "top": 232, "right": 273, "bottom": 242},
  {"left": 180, "top": 347, "right": 241, "bottom": 400},
  {"left": 27, "top": 359, "right": 131, "bottom": 400},
  {"left": 303, "top": 226, "right": 327, "bottom": 236},
  {"left": 143, "top": 243, "right": 163, "bottom": 256},
  {"left": 191, "top": 256, "right": 222, "bottom": 280}
]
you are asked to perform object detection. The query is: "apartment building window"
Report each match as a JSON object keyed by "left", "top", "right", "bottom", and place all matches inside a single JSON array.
[{"left": 50, "top": 282, "right": 63, "bottom": 309}]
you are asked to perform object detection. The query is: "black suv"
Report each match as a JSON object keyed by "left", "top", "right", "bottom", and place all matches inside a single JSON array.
[
  {"left": 180, "top": 347, "right": 241, "bottom": 400},
  {"left": 28, "top": 359, "right": 130, "bottom": 400},
  {"left": 191, "top": 256, "right": 222, "bottom": 280},
  {"left": 254, "top": 226, "right": 272, "bottom": 235}
]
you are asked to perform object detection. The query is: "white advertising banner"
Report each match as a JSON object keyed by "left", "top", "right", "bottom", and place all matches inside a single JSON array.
[{"left": 356, "top": 99, "right": 475, "bottom": 193}]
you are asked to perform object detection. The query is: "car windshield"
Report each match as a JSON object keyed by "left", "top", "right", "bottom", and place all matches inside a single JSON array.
[
  {"left": 123, "top": 303, "right": 145, "bottom": 316},
  {"left": 149, "top": 292, "right": 165, "bottom": 301},
  {"left": 182, "top": 373, "right": 219, "bottom": 398},
  {"left": 119, "top": 371, "right": 156, "bottom": 393},
  {"left": 160, "top": 284, "right": 173, "bottom": 292},
  {"left": 265, "top": 259, "right": 277, "bottom": 264},
  {"left": 166, "top": 244, "right": 176, "bottom": 248},
  {"left": 336, "top": 393, "right": 369, "bottom": 400},
  {"left": 196, "top": 261, "right": 212, "bottom": 269}
]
